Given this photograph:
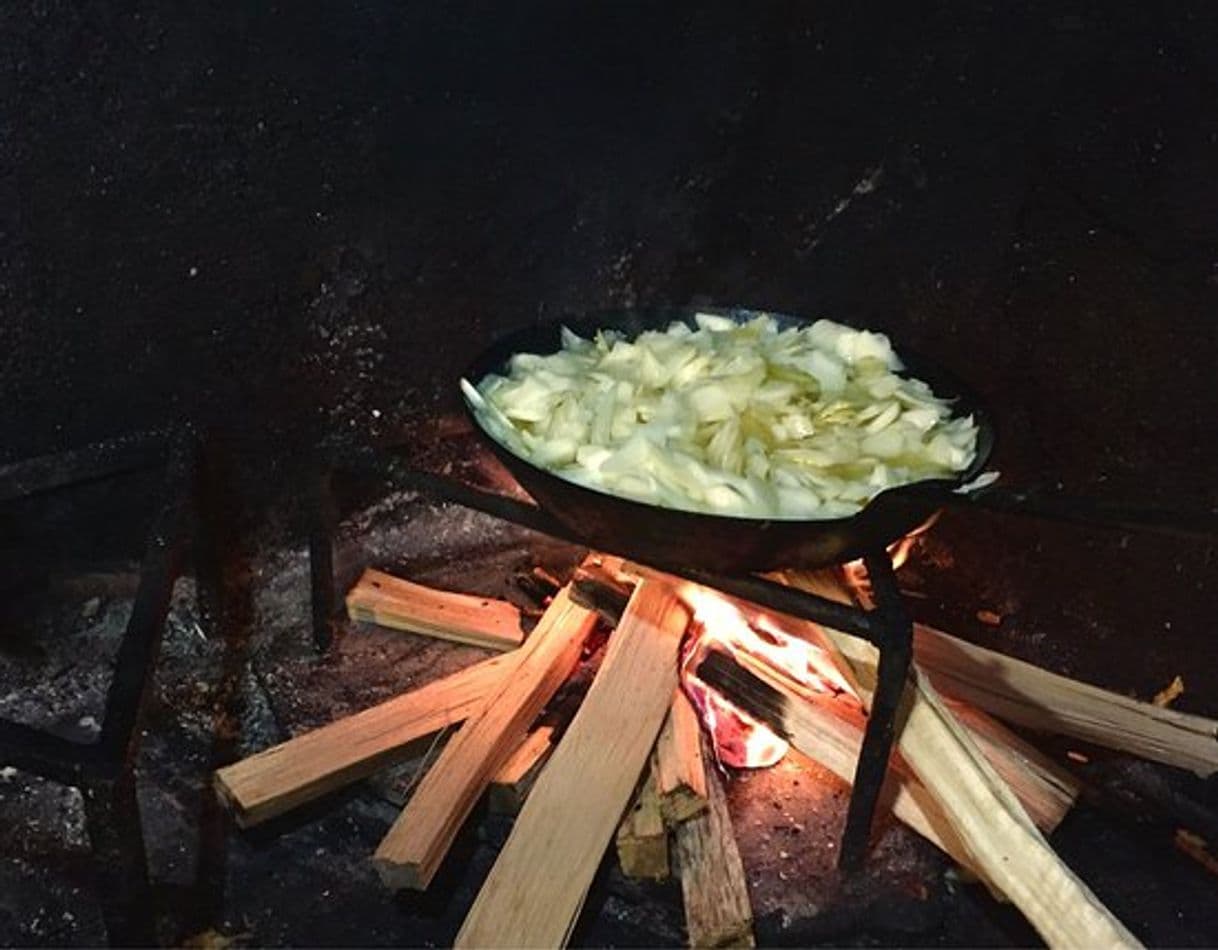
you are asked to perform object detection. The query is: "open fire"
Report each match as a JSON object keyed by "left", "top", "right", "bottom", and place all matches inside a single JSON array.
[
  {"left": 674, "top": 527, "right": 926, "bottom": 769},
  {"left": 679, "top": 586, "right": 855, "bottom": 768},
  {"left": 207, "top": 523, "right": 1217, "bottom": 950}
]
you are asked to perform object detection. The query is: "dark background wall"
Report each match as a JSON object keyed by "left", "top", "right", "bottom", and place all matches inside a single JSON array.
[
  {"left": 4, "top": 2, "right": 1218, "bottom": 682},
  {"left": 5, "top": 1, "right": 1216, "bottom": 508}
]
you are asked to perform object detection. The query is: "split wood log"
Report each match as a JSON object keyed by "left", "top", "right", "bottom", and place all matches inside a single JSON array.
[
  {"left": 571, "top": 562, "right": 633, "bottom": 626},
  {"left": 882, "top": 669, "right": 1137, "bottom": 946},
  {"left": 577, "top": 564, "right": 1077, "bottom": 835},
  {"left": 914, "top": 626, "right": 1218, "bottom": 776},
  {"left": 487, "top": 725, "right": 556, "bottom": 815},
  {"left": 615, "top": 767, "right": 669, "bottom": 880},
  {"left": 941, "top": 696, "right": 1082, "bottom": 833},
  {"left": 749, "top": 570, "right": 1079, "bottom": 837},
  {"left": 456, "top": 579, "right": 689, "bottom": 949},
  {"left": 784, "top": 568, "right": 1218, "bottom": 776},
  {"left": 373, "top": 584, "right": 598, "bottom": 890},
  {"left": 783, "top": 570, "right": 1139, "bottom": 949},
  {"left": 697, "top": 649, "right": 1038, "bottom": 886},
  {"left": 213, "top": 650, "right": 518, "bottom": 827},
  {"left": 654, "top": 691, "right": 709, "bottom": 825},
  {"left": 675, "top": 730, "right": 754, "bottom": 949},
  {"left": 346, "top": 568, "right": 524, "bottom": 651}
]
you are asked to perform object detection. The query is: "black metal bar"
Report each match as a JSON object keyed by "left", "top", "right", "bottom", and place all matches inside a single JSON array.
[
  {"left": 369, "top": 455, "right": 574, "bottom": 541},
  {"left": 662, "top": 568, "right": 883, "bottom": 642},
  {"left": 334, "top": 457, "right": 886, "bottom": 641},
  {"left": 311, "top": 454, "right": 576, "bottom": 652},
  {"left": 98, "top": 433, "right": 193, "bottom": 761},
  {"left": 0, "top": 429, "right": 198, "bottom": 947},
  {"left": 927, "top": 483, "right": 1218, "bottom": 542},
  {"left": 309, "top": 467, "right": 339, "bottom": 651},
  {"left": 0, "top": 429, "right": 170, "bottom": 503},
  {"left": 0, "top": 431, "right": 192, "bottom": 780},
  {"left": 838, "top": 552, "right": 914, "bottom": 870}
]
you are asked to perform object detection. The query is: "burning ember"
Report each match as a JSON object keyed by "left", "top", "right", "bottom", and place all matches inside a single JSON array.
[
  {"left": 679, "top": 586, "right": 856, "bottom": 768},
  {"left": 840, "top": 519, "right": 930, "bottom": 592}
]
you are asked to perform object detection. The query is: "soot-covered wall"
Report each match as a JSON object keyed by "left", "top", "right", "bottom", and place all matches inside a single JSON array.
[{"left": 3, "top": 2, "right": 1217, "bottom": 515}]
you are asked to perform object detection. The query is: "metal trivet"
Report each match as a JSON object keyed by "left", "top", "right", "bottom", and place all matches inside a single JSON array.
[
  {"left": 0, "top": 429, "right": 221, "bottom": 944},
  {"left": 309, "top": 446, "right": 913, "bottom": 871}
]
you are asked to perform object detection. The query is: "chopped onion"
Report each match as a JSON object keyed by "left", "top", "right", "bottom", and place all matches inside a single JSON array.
[{"left": 464, "top": 314, "right": 980, "bottom": 520}]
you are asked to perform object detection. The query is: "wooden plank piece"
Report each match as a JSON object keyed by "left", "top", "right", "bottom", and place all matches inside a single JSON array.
[
  {"left": 941, "top": 695, "right": 1081, "bottom": 834},
  {"left": 346, "top": 567, "right": 524, "bottom": 652},
  {"left": 487, "top": 725, "right": 556, "bottom": 815},
  {"left": 608, "top": 564, "right": 1077, "bottom": 837},
  {"left": 698, "top": 647, "right": 995, "bottom": 885},
  {"left": 214, "top": 650, "right": 518, "bottom": 827},
  {"left": 784, "top": 568, "right": 1218, "bottom": 777},
  {"left": 373, "top": 584, "right": 598, "bottom": 890},
  {"left": 713, "top": 635, "right": 1078, "bottom": 840},
  {"left": 896, "top": 669, "right": 1137, "bottom": 946},
  {"left": 915, "top": 624, "right": 1218, "bottom": 777},
  {"left": 456, "top": 579, "right": 689, "bottom": 949},
  {"left": 675, "top": 731, "right": 754, "bottom": 948},
  {"left": 615, "top": 767, "right": 669, "bottom": 880},
  {"left": 784, "top": 570, "right": 1138, "bottom": 948},
  {"left": 654, "top": 691, "right": 709, "bottom": 825}
]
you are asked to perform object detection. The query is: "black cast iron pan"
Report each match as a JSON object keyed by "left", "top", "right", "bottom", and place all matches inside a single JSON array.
[
  {"left": 461, "top": 305, "right": 999, "bottom": 573},
  {"left": 462, "top": 306, "right": 1217, "bottom": 573}
]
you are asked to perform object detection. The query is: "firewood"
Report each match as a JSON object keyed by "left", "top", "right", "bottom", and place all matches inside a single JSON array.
[
  {"left": 580, "top": 566, "right": 1077, "bottom": 836},
  {"left": 915, "top": 627, "right": 1217, "bottom": 775},
  {"left": 346, "top": 568, "right": 524, "bottom": 651},
  {"left": 373, "top": 585, "right": 598, "bottom": 890},
  {"left": 456, "top": 580, "right": 690, "bottom": 949},
  {"left": 698, "top": 648, "right": 1006, "bottom": 886},
  {"left": 889, "top": 670, "right": 1136, "bottom": 946},
  {"left": 654, "top": 691, "right": 709, "bottom": 825},
  {"left": 487, "top": 725, "right": 556, "bottom": 815},
  {"left": 759, "top": 571, "right": 1080, "bottom": 837},
  {"left": 571, "top": 561, "right": 633, "bottom": 625},
  {"left": 784, "top": 568, "right": 1218, "bottom": 777},
  {"left": 940, "top": 696, "right": 1080, "bottom": 833},
  {"left": 675, "top": 731, "right": 754, "bottom": 949},
  {"left": 615, "top": 767, "right": 669, "bottom": 880},
  {"left": 783, "top": 570, "right": 1138, "bottom": 948},
  {"left": 213, "top": 651, "right": 518, "bottom": 827}
]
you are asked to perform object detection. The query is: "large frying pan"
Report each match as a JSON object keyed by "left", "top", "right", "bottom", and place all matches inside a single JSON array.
[{"left": 461, "top": 305, "right": 996, "bottom": 573}]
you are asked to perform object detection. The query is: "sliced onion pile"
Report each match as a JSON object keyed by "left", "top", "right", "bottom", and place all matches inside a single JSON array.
[{"left": 462, "top": 313, "right": 978, "bottom": 520}]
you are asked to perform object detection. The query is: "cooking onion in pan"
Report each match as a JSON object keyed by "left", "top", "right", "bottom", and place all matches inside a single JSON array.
[{"left": 462, "top": 313, "right": 978, "bottom": 520}]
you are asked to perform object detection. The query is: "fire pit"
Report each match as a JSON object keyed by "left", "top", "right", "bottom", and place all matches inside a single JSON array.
[
  {"left": 3, "top": 422, "right": 1218, "bottom": 946},
  {"left": 6, "top": 3, "right": 1218, "bottom": 947},
  {"left": 227, "top": 415, "right": 1209, "bottom": 947}
]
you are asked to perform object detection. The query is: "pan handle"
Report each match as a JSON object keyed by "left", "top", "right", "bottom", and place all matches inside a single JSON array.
[{"left": 926, "top": 482, "right": 1218, "bottom": 542}]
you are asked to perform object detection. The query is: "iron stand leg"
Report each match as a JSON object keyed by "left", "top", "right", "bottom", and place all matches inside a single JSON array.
[
  {"left": 97, "top": 436, "right": 190, "bottom": 762},
  {"left": 0, "top": 430, "right": 195, "bottom": 946},
  {"left": 838, "top": 551, "right": 914, "bottom": 870}
]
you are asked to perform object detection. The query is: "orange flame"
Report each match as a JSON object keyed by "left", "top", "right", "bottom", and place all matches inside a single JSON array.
[
  {"left": 679, "top": 586, "right": 854, "bottom": 768},
  {"left": 841, "top": 519, "right": 933, "bottom": 592},
  {"left": 671, "top": 521, "right": 932, "bottom": 769}
]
